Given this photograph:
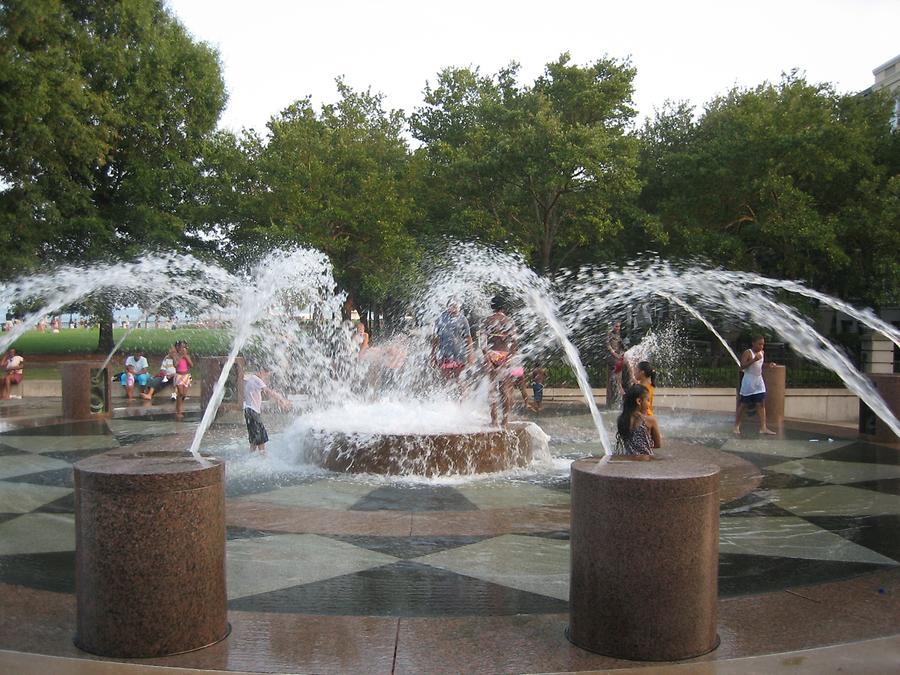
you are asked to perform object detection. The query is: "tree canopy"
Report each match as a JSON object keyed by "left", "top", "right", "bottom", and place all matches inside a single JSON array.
[
  {"left": 0, "top": 0, "right": 226, "bottom": 347},
  {"left": 0, "top": 0, "right": 226, "bottom": 274},
  {"left": 410, "top": 54, "right": 641, "bottom": 273},
  {"left": 637, "top": 73, "right": 899, "bottom": 306},
  {"left": 1, "top": 26, "right": 897, "bottom": 335}
]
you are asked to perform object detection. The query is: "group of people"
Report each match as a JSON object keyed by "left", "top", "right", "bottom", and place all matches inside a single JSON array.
[
  {"left": 431, "top": 296, "right": 546, "bottom": 427},
  {"left": 117, "top": 341, "right": 193, "bottom": 416},
  {"left": 610, "top": 329, "right": 778, "bottom": 458}
]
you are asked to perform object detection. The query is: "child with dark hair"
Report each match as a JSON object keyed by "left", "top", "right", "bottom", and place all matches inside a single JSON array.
[
  {"left": 483, "top": 294, "right": 517, "bottom": 427},
  {"left": 530, "top": 366, "right": 545, "bottom": 413},
  {"left": 613, "top": 384, "right": 660, "bottom": 458},
  {"left": 632, "top": 361, "right": 656, "bottom": 416}
]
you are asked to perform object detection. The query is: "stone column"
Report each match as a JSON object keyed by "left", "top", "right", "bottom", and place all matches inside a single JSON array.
[
  {"left": 862, "top": 333, "right": 895, "bottom": 374},
  {"left": 60, "top": 361, "right": 111, "bottom": 420},
  {"left": 762, "top": 364, "right": 786, "bottom": 432},
  {"left": 568, "top": 456, "right": 720, "bottom": 661},
  {"left": 200, "top": 356, "right": 245, "bottom": 417},
  {"left": 74, "top": 450, "right": 228, "bottom": 657},
  {"left": 864, "top": 374, "right": 900, "bottom": 444}
]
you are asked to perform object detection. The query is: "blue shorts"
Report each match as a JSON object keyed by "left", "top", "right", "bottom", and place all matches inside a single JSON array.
[
  {"left": 120, "top": 372, "right": 151, "bottom": 387},
  {"left": 740, "top": 392, "right": 765, "bottom": 405},
  {"left": 532, "top": 382, "right": 544, "bottom": 403}
]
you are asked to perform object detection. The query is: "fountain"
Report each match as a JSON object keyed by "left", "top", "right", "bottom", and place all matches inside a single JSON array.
[{"left": 2, "top": 243, "right": 899, "bottom": 664}]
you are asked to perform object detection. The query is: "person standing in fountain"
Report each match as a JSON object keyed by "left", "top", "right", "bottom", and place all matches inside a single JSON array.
[
  {"left": 243, "top": 366, "right": 293, "bottom": 456},
  {"left": 431, "top": 299, "right": 474, "bottom": 384},
  {"left": 613, "top": 384, "right": 660, "bottom": 458},
  {"left": 734, "top": 335, "right": 777, "bottom": 435},
  {"left": 354, "top": 321, "right": 369, "bottom": 356},
  {"left": 173, "top": 341, "right": 193, "bottom": 418},
  {"left": 530, "top": 365, "right": 546, "bottom": 413},
  {"left": 606, "top": 321, "right": 625, "bottom": 408},
  {"left": 484, "top": 295, "right": 518, "bottom": 427}
]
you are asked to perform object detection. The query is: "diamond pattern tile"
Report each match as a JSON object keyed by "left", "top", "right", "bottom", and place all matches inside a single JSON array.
[
  {"left": 0, "top": 454, "right": 70, "bottom": 481},
  {"left": 226, "top": 533, "right": 399, "bottom": 599},
  {"left": 768, "top": 459, "right": 900, "bottom": 485},
  {"left": 455, "top": 483, "right": 570, "bottom": 509},
  {"left": 0, "top": 513, "right": 75, "bottom": 555},
  {"left": 0, "top": 435, "right": 119, "bottom": 454},
  {"left": 247, "top": 479, "right": 377, "bottom": 510},
  {"left": 762, "top": 486, "right": 900, "bottom": 518},
  {"left": 721, "top": 438, "right": 851, "bottom": 458},
  {"left": 0, "top": 482, "right": 73, "bottom": 514},
  {"left": 413, "top": 534, "right": 570, "bottom": 600},
  {"left": 719, "top": 516, "right": 898, "bottom": 565}
]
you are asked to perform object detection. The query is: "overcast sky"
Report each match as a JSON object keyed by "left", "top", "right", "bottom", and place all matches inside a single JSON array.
[{"left": 169, "top": 0, "right": 897, "bottom": 135}]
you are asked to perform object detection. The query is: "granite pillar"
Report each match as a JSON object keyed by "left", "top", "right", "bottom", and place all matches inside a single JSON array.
[
  {"left": 862, "top": 373, "right": 900, "bottom": 444},
  {"left": 200, "top": 356, "right": 245, "bottom": 418},
  {"left": 762, "top": 364, "right": 786, "bottom": 431},
  {"left": 568, "top": 456, "right": 720, "bottom": 661},
  {"left": 61, "top": 361, "right": 111, "bottom": 420},
  {"left": 74, "top": 450, "right": 228, "bottom": 657}
]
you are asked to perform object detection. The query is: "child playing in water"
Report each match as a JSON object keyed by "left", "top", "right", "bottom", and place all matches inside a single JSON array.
[
  {"left": 173, "top": 341, "right": 193, "bottom": 417},
  {"left": 530, "top": 366, "right": 545, "bottom": 413},
  {"left": 243, "top": 366, "right": 293, "bottom": 456},
  {"left": 613, "top": 384, "right": 660, "bottom": 458},
  {"left": 631, "top": 361, "right": 656, "bottom": 416}
]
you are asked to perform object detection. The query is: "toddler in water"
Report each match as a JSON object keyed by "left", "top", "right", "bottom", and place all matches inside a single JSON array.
[
  {"left": 613, "top": 384, "right": 661, "bottom": 458},
  {"left": 530, "top": 366, "right": 545, "bottom": 412}
]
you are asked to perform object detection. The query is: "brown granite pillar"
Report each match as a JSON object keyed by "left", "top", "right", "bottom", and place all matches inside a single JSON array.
[
  {"left": 74, "top": 450, "right": 228, "bottom": 657},
  {"left": 201, "top": 356, "right": 245, "bottom": 417},
  {"left": 864, "top": 374, "right": 900, "bottom": 444},
  {"left": 568, "top": 456, "right": 720, "bottom": 661},
  {"left": 763, "top": 364, "right": 786, "bottom": 432},
  {"left": 61, "top": 361, "right": 111, "bottom": 420}
]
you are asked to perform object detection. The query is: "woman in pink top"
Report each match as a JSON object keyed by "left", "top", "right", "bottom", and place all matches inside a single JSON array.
[{"left": 173, "top": 340, "right": 193, "bottom": 417}]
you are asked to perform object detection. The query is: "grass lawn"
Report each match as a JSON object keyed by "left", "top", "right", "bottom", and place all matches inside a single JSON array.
[{"left": 6, "top": 328, "right": 231, "bottom": 358}]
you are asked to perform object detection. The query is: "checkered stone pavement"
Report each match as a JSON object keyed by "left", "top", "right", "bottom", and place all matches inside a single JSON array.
[{"left": 0, "top": 414, "right": 897, "bottom": 616}]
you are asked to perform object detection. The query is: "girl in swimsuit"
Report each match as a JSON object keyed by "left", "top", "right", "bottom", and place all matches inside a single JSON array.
[
  {"left": 613, "top": 384, "right": 661, "bottom": 458},
  {"left": 173, "top": 340, "right": 193, "bottom": 417}
]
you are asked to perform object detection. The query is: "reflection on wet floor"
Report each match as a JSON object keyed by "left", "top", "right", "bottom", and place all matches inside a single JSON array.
[{"left": 0, "top": 404, "right": 897, "bottom": 672}]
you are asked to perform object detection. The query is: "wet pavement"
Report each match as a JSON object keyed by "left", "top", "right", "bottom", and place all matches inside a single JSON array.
[{"left": 0, "top": 399, "right": 897, "bottom": 673}]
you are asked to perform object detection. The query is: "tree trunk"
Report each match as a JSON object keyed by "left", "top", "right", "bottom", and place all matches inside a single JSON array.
[{"left": 96, "top": 304, "right": 115, "bottom": 354}]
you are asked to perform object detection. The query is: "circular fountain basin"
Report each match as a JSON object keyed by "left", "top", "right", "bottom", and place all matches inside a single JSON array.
[{"left": 309, "top": 421, "right": 539, "bottom": 476}]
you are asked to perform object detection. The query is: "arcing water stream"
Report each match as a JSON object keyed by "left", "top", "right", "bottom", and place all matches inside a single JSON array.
[{"left": 2, "top": 247, "right": 898, "bottom": 463}]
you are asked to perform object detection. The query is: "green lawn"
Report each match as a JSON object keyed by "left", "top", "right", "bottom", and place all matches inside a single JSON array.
[{"left": 7, "top": 328, "right": 231, "bottom": 358}]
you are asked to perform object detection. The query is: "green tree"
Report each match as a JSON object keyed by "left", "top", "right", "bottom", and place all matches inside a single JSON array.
[
  {"left": 0, "top": 0, "right": 226, "bottom": 348},
  {"left": 411, "top": 53, "right": 641, "bottom": 273},
  {"left": 638, "top": 73, "right": 899, "bottom": 306},
  {"left": 199, "top": 82, "right": 420, "bottom": 325}
]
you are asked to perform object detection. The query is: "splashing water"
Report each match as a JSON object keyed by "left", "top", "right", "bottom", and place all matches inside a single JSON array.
[
  {"left": 657, "top": 292, "right": 741, "bottom": 367},
  {"left": 4, "top": 245, "right": 898, "bottom": 468},
  {"left": 562, "top": 260, "right": 900, "bottom": 438}
]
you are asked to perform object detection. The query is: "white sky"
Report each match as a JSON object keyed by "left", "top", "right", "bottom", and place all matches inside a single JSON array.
[{"left": 166, "top": 0, "right": 899, "bottom": 136}]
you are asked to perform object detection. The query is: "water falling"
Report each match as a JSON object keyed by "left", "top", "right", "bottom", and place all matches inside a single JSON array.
[{"left": 562, "top": 259, "right": 900, "bottom": 437}]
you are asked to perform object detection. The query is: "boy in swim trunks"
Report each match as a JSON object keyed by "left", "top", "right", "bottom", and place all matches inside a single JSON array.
[{"left": 243, "top": 366, "right": 293, "bottom": 456}]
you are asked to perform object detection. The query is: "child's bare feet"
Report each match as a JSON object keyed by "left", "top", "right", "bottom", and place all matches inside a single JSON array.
[{"left": 761, "top": 428, "right": 777, "bottom": 435}]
